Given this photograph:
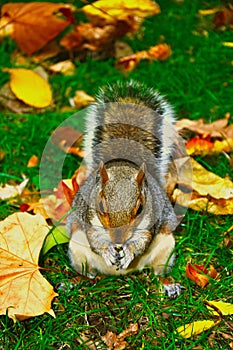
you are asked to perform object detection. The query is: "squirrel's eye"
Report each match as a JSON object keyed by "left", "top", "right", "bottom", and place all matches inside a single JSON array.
[{"left": 136, "top": 203, "right": 143, "bottom": 216}]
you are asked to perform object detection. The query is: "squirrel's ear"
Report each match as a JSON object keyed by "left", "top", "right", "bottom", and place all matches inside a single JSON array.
[
  {"left": 136, "top": 163, "right": 146, "bottom": 185},
  {"left": 99, "top": 161, "right": 109, "bottom": 184}
]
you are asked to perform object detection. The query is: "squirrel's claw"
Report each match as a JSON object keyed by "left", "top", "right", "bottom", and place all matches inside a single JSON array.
[
  {"left": 102, "top": 244, "right": 118, "bottom": 267},
  {"left": 116, "top": 244, "right": 134, "bottom": 270},
  {"left": 102, "top": 244, "right": 134, "bottom": 270}
]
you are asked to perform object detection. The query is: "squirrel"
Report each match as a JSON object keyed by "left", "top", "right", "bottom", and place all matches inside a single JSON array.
[{"left": 67, "top": 80, "right": 186, "bottom": 298}]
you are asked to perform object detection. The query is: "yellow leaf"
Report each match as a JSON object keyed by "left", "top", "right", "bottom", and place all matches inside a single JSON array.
[
  {"left": 83, "top": 0, "right": 160, "bottom": 28},
  {"left": 206, "top": 301, "right": 233, "bottom": 316},
  {"left": 0, "top": 213, "right": 57, "bottom": 321},
  {"left": 177, "top": 320, "right": 219, "bottom": 338},
  {"left": 222, "top": 42, "right": 233, "bottom": 48},
  {"left": 4, "top": 68, "right": 52, "bottom": 108},
  {"left": 182, "top": 158, "right": 233, "bottom": 199}
]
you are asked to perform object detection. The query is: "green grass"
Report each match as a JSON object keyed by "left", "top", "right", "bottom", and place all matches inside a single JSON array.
[{"left": 0, "top": 0, "right": 233, "bottom": 348}]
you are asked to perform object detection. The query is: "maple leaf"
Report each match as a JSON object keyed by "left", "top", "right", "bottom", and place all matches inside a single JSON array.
[
  {"left": 0, "top": 212, "right": 57, "bottom": 321},
  {"left": 0, "top": 2, "right": 73, "bottom": 54}
]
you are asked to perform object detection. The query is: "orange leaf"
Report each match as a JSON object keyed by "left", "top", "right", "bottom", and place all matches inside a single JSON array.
[
  {"left": 1, "top": 2, "right": 73, "bottom": 54},
  {"left": 186, "top": 137, "right": 214, "bottom": 155},
  {"left": 186, "top": 264, "right": 218, "bottom": 288},
  {"left": 117, "top": 44, "right": 171, "bottom": 71},
  {"left": 0, "top": 213, "right": 57, "bottom": 321},
  {"left": 27, "top": 155, "right": 38, "bottom": 168}
]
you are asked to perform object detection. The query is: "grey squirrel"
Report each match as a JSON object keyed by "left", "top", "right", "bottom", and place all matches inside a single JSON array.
[{"left": 67, "top": 80, "right": 185, "bottom": 298}]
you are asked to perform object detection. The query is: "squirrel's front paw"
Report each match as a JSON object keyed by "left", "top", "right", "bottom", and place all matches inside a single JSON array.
[
  {"left": 102, "top": 244, "right": 134, "bottom": 270},
  {"left": 116, "top": 244, "right": 134, "bottom": 270}
]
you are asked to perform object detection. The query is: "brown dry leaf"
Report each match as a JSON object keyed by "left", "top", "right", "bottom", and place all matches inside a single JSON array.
[
  {"left": 186, "top": 264, "right": 218, "bottom": 288},
  {"left": 70, "top": 90, "right": 95, "bottom": 108},
  {"left": 61, "top": 22, "right": 130, "bottom": 53},
  {"left": 83, "top": 0, "right": 160, "bottom": 31},
  {"left": 214, "top": 7, "right": 233, "bottom": 28},
  {"left": 117, "top": 44, "right": 171, "bottom": 71},
  {"left": 27, "top": 155, "right": 39, "bottom": 168},
  {"left": 176, "top": 115, "right": 233, "bottom": 138},
  {"left": 60, "top": 29, "right": 82, "bottom": 50},
  {"left": 0, "top": 178, "right": 29, "bottom": 200},
  {"left": 102, "top": 323, "right": 138, "bottom": 350},
  {"left": 49, "top": 60, "right": 75, "bottom": 76},
  {"left": 0, "top": 2, "right": 73, "bottom": 55},
  {"left": 0, "top": 82, "right": 33, "bottom": 113},
  {"left": 4, "top": 68, "right": 52, "bottom": 108},
  {"left": 0, "top": 212, "right": 57, "bottom": 321}
]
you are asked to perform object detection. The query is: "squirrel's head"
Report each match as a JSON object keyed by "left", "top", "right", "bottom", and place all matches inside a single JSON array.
[{"left": 96, "top": 161, "right": 146, "bottom": 242}]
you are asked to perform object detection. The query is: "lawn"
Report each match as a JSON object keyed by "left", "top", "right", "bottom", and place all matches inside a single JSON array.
[{"left": 0, "top": 0, "right": 233, "bottom": 349}]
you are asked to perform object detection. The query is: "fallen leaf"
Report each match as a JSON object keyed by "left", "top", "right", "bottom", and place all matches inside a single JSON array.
[
  {"left": 0, "top": 2, "right": 73, "bottom": 54},
  {"left": 0, "top": 212, "right": 57, "bottom": 321},
  {"left": 0, "top": 82, "right": 33, "bottom": 113},
  {"left": 180, "top": 158, "right": 233, "bottom": 200},
  {"left": 70, "top": 90, "right": 95, "bottom": 108},
  {"left": 117, "top": 44, "right": 171, "bottom": 71},
  {"left": 83, "top": 0, "right": 160, "bottom": 31},
  {"left": 27, "top": 155, "right": 39, "bottom": 168},
  {"left": 60, "top": 29, "right": 82, "bottom": 50},
  {"left": 102, "top": 323, "right": 138, "bottom": 350},
  {"left": 214, "top": 7, "right": 233, "bottom": 28},
  {"left": 186, "top": 264, "right": 218, "bottom": 288},
  {"left": 49, "top": 60, "right": 75, "bottom": 76},
  {"left": 30, "top": 179, "right": 73, "bottom": 222},
  {"left": 175, "top": 115, "right": 233, "bottom": 138},
  {"left": 177, "top": 320, "right": 220, "bottom": 339},
  {"left": 42, "top": 225, "right": 69, "bottom": 255},
  {"left": 173, "top": 189, "right": 233, "bottom": 215},
  {"left": 32, "top": 41, "right": 60, "bottom": 63},
  {"left": 186, "top": 136, "right": 233, "bottom": 155},
  {"left": 199, "top": 8, "right": 220, "bottom": 16},
  {"left": 61, "top": 178, "right": 79, "bottom": 205},
  {"left": 4, "top": 68, "right": 52, "bottom": 108},
  {"left": 186, "top": 137, "right": 214, "bottom": 155},
  {"left": 0, "top": 178, "right": 29, "bottom": 200},
  {"left": 205, "top": 301, "right": 233, "bottom": 316}
]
